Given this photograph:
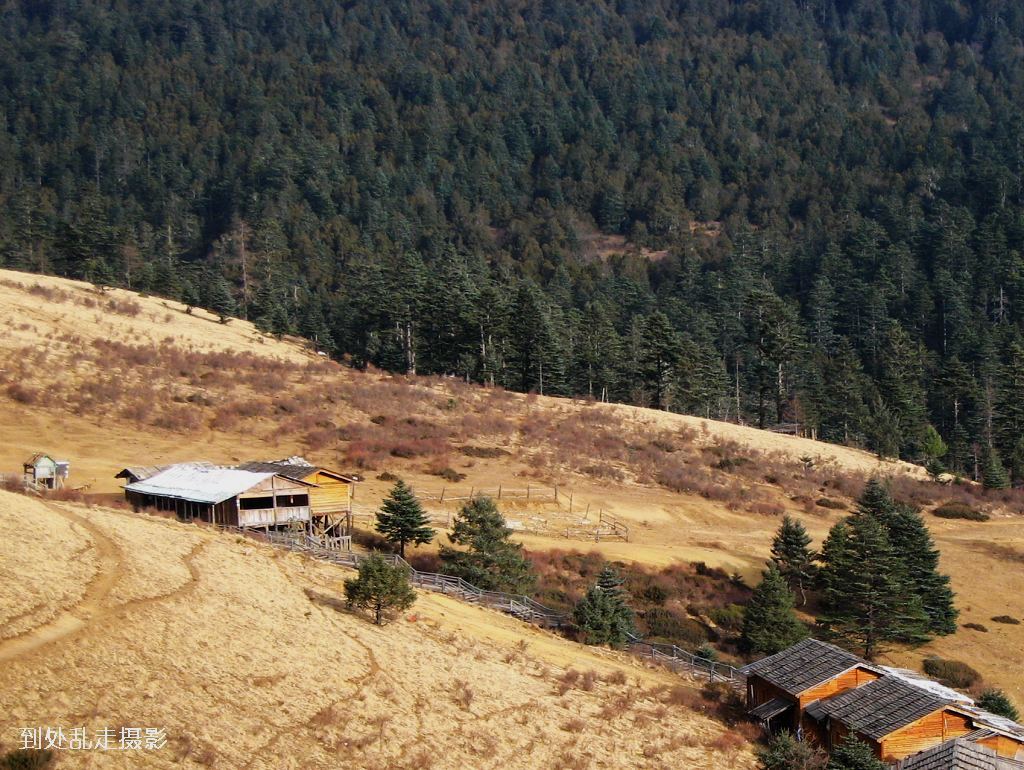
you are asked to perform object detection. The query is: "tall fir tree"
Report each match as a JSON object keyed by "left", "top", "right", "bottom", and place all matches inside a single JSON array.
[
  {"left": 375, "top": 479, "right": 435, "bottom": 558},
  {"left": 770, "top": 515, "right": 817, "bottom": 606},
  {"left": 818, "top": 512, "right": 928, "bottom": 659},
  {"left": 440, "top": 497, "right": 534, "bottom": 593},
  {"left": 573, "top": 564, "right": 636, "bottom": 647},
  {"left": 742, "top": 564, "right": 809, "bottom": 655}
]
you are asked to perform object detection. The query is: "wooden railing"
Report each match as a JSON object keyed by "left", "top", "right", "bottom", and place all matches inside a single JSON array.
[
  {"left": 259, "top": 530, "right": 567, "bottom": 628},
  {"left": 626, "top": 634, "right": 745, "bottom": 688}
]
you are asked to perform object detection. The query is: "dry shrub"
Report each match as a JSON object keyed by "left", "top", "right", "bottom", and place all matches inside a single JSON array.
[
  {"left": 5, "top": 382, "right": 38, "bottom": 404},
  {"left": 561, "top": 717, "right": 587, "bottom": 733},
  {"left": 748, "top": 501, "right": 785, "bottom": 516},
  {"left": 554, "top": 750, "right": 591, "bottom": 770},
  {"left": 922, "top": 657, "right": 980, "bottom": 689},
  {"left": 706, "top": 731, "right": 746, "bottom": 753},
  {"left": 816, "top": 497, "right": 846, "bottom": 509},
  {"left": 963, "top": 622, "right": 989, "bottom": 632},
  {"left": 451, "top": 679, "right": 474, "bottom": 711},
  {"left": 991, "top": 615, "right": 1021, "bottom": 625},
  {"left": 603, "top": 669, "right": 628, "bottom": 686},
  {"left": 933, "top": 502, "right": 989, "bottom": 521},
  {"left": 662, "top": 685, "right": 704, "bottom": 710},
  {"left": 106, "top": 297, "right": 142, "bottom": 316}
]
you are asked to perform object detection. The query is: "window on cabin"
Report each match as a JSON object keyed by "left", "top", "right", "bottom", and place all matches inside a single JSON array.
[
  {"left": 240, "top": 496, "right": 274, "bottom": 510},
  {"left": 276, "top": 494, "right": 310, "bottom": 508}
]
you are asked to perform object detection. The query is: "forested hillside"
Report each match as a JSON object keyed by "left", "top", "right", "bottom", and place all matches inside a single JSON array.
[{"left": 3, "top": 0, "right": 1024, "bottom": 477}]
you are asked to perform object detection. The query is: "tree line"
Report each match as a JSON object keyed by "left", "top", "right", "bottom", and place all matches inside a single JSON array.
[{"left": 7, "top": 2, "right": 1024, "bottom": 475}]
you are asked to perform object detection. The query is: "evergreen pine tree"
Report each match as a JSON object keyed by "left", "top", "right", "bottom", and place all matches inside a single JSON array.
[
  {"left": 818, "top": 513, "right": 928, "bottom": 659},
  {"left": 982, "top": 448, "right": 1010, "bottom": 489},
  {"left": 573, "top": 565, "right": 636, "bottom": 647},
  {"left": 881, "top": 504, "right": 958, "bottom": 635},
  {"left": 375, "top": 479, "right": 435, "bottom": 558},
  {"left": 638, "top": 310, "right": 682, "bottom": 410},
  {"left": 439, "top": 497, "right": 534, "bottom": 593},
  {"left": 756, "top": 731, "right": 827, "bottom": 770},
  {"left": 770, "top": 515, "right": 817, "bottom": 605},
  {"left": 343, "top": 553, "right": 417, "bottom": 625},
  {"left": 977, "top": 689, "right": 1019, "bottom": 720},
  {"left": 207, "top": 274, "right": 237, "bottom": 323},
  {"left": 825, "top": 734, "right": 887, "bottom": 770},
  {"left": 741, "top": 564, "right": 809, "bottom": 655}
]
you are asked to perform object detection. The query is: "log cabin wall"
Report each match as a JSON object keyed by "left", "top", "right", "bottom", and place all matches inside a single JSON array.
[
  {"left": 799, "top": 666, "right": 880, "bottom": 707},
  {"left": 877, "top": 709, "right": 973, "bottom": 763},
  {"left": 976, "top": 733, "right": 1024, "bottom": 760},
  {"left": 747, "top": 676, "right": 800, "bottom": 732},
  {"left": 305, "top": 471, "right": 351, "bottom": 516}
]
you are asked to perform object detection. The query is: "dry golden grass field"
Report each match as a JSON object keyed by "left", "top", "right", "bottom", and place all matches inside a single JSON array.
[
  {"left": 1, "top": 268, "right": 1023, "bottom": 765},
  {"left": 0, "top": 492, "right": 756, "bottom": 769}
]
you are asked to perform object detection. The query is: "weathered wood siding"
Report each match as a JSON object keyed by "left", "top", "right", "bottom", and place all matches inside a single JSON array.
[
  {"left": 798, "top": 666, "right": 880, "bottom": 707},
  {"left": 306, "top": 471, "right": 352, "bottom": 515},
  {"left": 237, "top": 475, "right": 311, "bottom": 527},
  {"left": 747, "top": 676, "right": 800, "bottom": 732},
  {"left": 877, "top": 709, "right": 972, "bottom": 762}
]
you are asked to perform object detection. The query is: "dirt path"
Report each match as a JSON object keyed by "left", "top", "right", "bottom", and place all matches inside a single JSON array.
[
  {"left": 0, "top": 504, "right": 209, "bottom": 663},
  {"left": 0, "top": 503, "right": 123, "bottom": 662}
]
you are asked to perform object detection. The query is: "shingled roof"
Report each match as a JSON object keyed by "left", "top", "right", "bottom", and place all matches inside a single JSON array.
[
  {"left": 740, "top": 638, "right": 870, "bottom": 696},
  {"left": 896, "top": 739, "right": 1001, "bottom": 770},
  {"left": 815, "top": 675, "right": 954, "bottom": 739},
  {"left": 235, "top": 461, "right": 317, "bottom": 483}
]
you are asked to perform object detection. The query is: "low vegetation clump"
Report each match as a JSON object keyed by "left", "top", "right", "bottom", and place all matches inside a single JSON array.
[
  {"left": 932, "top": 502, "right": 989, "bottom": 522},
  {"left": 922, "top": 657, "right": 981, "bottom": 689},
  {"left": 962, "top": 622, "right": 988, "bottom": 632},
  {"left": 991, "top": 614, "right": 1021, "bottom": 624},
  {"left": 528, "top": 549, "right": 751, "bottom": 654},
  {"left": 815, "top": 497, "right": 846, "bottom": 510}
]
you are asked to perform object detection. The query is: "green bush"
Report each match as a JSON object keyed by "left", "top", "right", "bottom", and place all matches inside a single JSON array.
[
  {"left": 932, "top": 503, "right": 989, "bottom": 521},
  {"left": 643, "top": 607, "right": 706, "bottom": 646},
  {"left": 708, "top": 603, "right": 745, "bottom": 632},
  {"left": 922, "top": 657, "right": 981, "bottom": 689}
]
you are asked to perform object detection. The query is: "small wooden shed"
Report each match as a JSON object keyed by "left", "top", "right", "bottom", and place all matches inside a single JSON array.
[{"left": 23, "top": 453, "right": 69, "bottom": 490}]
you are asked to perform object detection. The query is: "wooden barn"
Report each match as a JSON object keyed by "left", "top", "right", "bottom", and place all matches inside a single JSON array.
[
  {"left": 236, "top": 458, "right": 355, "bottom": 541},
  {"left": 115, "top": 462, "right": 214, "bottom": 485},
  {"left": 122, "top": 463, "right": 315, "bottom": 528},
  {"left": 741, "top": 638, "right": 884, "bottom": 739},
  {"left": 23, "top": 453, "right": 70, "bottom": 490}
]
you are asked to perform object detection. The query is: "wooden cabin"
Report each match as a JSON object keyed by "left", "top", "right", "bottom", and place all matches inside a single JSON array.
[
  {"left": 237, "top": 458, "right": 355, "bottom": 540},
  {"left": 122, "top": 463, "right": 315, "bottom": 528},
  {"left": 812, "top": 675, "right": 1024, "bottom": 764},
  {"left": 741, "top": 638, "right": 883, "bottom": 740},
  {"left": 23, "top": 453, "right": 69, "bottom": 489}
]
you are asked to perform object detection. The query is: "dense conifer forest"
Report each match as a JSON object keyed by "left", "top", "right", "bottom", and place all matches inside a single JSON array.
[{"left": 4, "top": 1, "right": 1024, "bottom": 476}]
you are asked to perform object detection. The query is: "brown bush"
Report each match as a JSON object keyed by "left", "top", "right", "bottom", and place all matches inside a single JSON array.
[
  {"left": 922, "top": 657, "right": 981, "bottom": 689},
  {"left": 991, "top": 615, "right": 1021, "bottom": 625},
  {"left": 561, "top": 717, "right": 587, "bottom": 733},
  {"left": 5, "top": 382, "right": 38, "bottom": 404}
]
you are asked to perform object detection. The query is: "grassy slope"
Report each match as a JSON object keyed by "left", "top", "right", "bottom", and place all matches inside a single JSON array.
[
  {"left": 0, "top": 269, "right": 1022, "bottom": 703},
  {"left": 0, "top": 491, "right": 755, "bottom": 769}
]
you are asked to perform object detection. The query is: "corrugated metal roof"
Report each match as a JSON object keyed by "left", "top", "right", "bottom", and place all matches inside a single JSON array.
[
  {"left": 116, "top": 462, "right": 214, "bottom": 482},
  {"left": 816, "top": 676, "right": 953, "bottom": 739},
  {"left": 740, "top": 638, "right": 871, "bottom": 696},
  {"left": 124, "top": 463, "right": 274, "bottom": 504},
  {"left": 235, "top": 461, "right": 317, "bottom": 483},
  {"left": 880, "top": 666, "right": 974, "bottom": 704}
]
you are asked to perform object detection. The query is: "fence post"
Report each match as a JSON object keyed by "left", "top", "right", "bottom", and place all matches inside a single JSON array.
[
  {"left": 498, "top": 484, "right": 502, "bottom": 499},
  {"left": 440, "top": 487, "right": 446, "bottom": 502},
  {"left": 527, "top": 484, "right": 530, "bottom": 501},
  {"left": 568, "top": 489, "right": 573, "bottom": 513}
]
